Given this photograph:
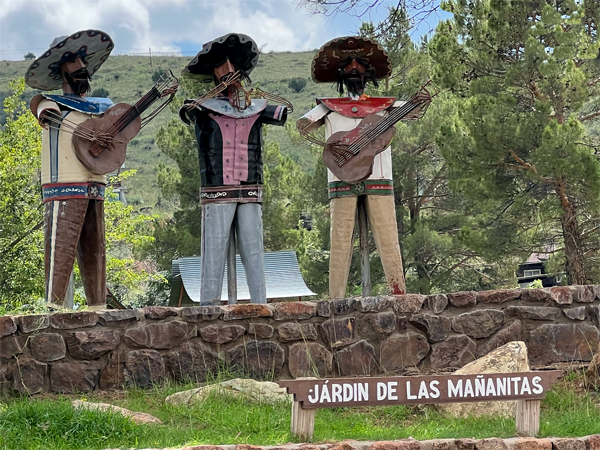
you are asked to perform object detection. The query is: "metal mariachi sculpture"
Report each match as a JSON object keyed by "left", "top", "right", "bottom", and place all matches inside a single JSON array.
[
  {"left": 297, "top": 36, "right": 431, "bottom": 299},
  {"left": 26, "top": 30, "right": 177, "bottom": 309},
  {"left": 179, "top": 33, "right": 291, "bottom": 305}
]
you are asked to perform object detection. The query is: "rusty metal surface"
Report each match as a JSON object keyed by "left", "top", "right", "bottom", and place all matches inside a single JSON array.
[{"left": 279, "top": 371, "right": 563, "bottom": 409}]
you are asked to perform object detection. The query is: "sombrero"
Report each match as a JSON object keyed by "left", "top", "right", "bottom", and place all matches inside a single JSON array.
[
  {"left": 25, "top": 29, "right": 114, "bottom": 91},
  {"left": 182, "top": 33, "right": 259, "bottom": 83},
  {"left": 312, "top": 36, "right": 391, "bottom": 83}
]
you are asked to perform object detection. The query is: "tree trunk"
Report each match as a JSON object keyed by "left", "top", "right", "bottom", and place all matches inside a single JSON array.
[{"left": 556, "top": 183, "right": 586, "bottom": 285}]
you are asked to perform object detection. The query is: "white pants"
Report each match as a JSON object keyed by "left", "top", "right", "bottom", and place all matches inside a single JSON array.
[{"left": 201, "top": 202, "right": 266, "bottom": 304}]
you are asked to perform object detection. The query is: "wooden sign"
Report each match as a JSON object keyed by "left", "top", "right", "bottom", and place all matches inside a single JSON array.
[
  {"left": 279, "top": 371, "right": 562, "bottom": 409},
  {"left": 279, "top": 371, "right": 563, "bottom": 440}
]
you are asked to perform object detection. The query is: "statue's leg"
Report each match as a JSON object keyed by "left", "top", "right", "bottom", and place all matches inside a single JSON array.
[
  {"left": 201, "top": 202, "right": 236, "bottom": 305},
  {"left": 329, "top": 196, "right": 358, "bottom": 299},
  {"left": 77, "top": 200, "right": 106, "bottom": 310},
  {"left": 235, "top": 203, "right": 266, "bottom": 304},
  {"left": 44, "top": 199, "right": 88, "bottom": 308},
  {"left": 365, "top": 194, "right": 406, "bottom": 295}
]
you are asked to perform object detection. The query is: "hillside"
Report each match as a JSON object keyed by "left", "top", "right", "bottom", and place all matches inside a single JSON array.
[{"left": 0, "top": 52, "right": 336, "bottom": 208}]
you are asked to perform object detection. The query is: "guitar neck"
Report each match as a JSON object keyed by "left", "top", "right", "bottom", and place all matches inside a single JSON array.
[
  {"left": 113, "top": 87, "right": 161, "bottom": 133},
  {"left": 348, "top": 98, "right": 426, "bottom": 154}
]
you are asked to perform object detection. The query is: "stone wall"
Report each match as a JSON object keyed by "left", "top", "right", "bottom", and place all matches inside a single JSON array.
[
  {"left": 1, "top": 285, "right": 600, "bottom": 395},
  {"left": 94, "top": 435, "right": 600, "bottom": 450}
]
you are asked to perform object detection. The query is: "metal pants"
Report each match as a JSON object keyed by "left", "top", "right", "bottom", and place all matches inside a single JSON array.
[
  {"left": 44, "top": 199, "right": 106, "bottom": 308},
  {"left": 200, "top": 202, "right": 266, "bottom": 304},
  {"left": 329, "top": 195, "right": 406, "bottom": 299}
]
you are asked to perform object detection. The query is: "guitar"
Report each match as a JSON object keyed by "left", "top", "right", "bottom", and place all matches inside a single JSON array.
[
  {"left": 73, "top": 70, "right": 178, "bottom": 175},
  {"left": 323, "top": 85, "right": 432, "bottom": 184}
]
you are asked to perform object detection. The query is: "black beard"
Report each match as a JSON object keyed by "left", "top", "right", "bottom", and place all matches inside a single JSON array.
[
  {"left": 65, "top": 68, "right": 91, "bottom": 95},
  {"left": 343, "top": 75, "right": 366, "bottom": 96},
  {"left": 337, "top": 67, "right": 379, "bottom": 96}
]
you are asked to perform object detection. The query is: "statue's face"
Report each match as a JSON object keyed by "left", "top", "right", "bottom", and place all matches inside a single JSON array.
[
  {"left": 61, "top": 57, "right": 91, "bottom": 95},
  {"left": 61, "top": 57, "right": 87, "bottom": 77},
  {"left": 214, "top": 58, "right": 236, "bottom": 82},
  {"left": 339, "top": 57, "right": 370, "bottom": 96}
]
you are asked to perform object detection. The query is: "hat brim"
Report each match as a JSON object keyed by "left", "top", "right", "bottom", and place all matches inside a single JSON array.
[
  {"left": 312, "top": 36, "right": 391, "bottom": 83},
  {"left": 25, "top": 29, "right": 114, "bottom": 91},
  {"left": 182, "top": 33, "right": 259, "bottom": 83}
]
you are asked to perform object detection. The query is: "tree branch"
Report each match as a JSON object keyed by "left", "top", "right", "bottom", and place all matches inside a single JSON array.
[
  {"left": 579, "top": 110, "right": 600, "bottom": 122},
  {"left": 1, "top": 220, "right": 44, "bottom": 256}
]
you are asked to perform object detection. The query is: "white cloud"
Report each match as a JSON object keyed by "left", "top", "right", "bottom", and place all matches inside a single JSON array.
[{"left": 0, "top": 0, "right": 363, "bottom": 60}]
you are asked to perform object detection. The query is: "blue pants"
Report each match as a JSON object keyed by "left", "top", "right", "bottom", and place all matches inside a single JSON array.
[{"left": 200, "top": 202, "right": 266, "bottom": 304}]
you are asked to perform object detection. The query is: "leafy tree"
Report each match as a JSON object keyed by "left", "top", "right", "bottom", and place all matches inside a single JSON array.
[
  {"left": 429, "top": 0, "right": 600, "bottom": 285},
  {"left": 288, "top": 78, "right": 307, "bottom": 93},
  {"left": 23, "top": 52, "right": 36, "bottom": 60},
  {"left": 0, "top": 79, "right": 44, "bottom": 309}
]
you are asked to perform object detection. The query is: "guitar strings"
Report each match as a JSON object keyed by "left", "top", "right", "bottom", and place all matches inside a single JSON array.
[{"left": 329, "top": 92, "right": 431, "bottom": 165}]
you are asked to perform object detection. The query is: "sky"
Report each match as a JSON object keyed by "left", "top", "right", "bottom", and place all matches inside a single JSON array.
[{"left": 0, "top": 0, "right": 450, "bottom": 61}]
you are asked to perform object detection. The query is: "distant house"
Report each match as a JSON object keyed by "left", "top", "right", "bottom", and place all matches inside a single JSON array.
[{"left": 516, "top": 251, "right": 562, "bottom": 288}]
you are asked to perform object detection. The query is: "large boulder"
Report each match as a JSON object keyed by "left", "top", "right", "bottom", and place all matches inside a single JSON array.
[
  {"left": 165, "top": 378, "right": 290, "bottom": 406},
  {"left": 436, "top": 341, "right": 530, "bottom": 418}
]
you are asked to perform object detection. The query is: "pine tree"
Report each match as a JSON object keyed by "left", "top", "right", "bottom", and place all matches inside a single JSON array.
[{"left": 430, "top": 0, "right": 600, "bottom": 284}]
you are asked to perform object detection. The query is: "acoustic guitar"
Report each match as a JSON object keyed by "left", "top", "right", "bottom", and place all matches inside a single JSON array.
[
  {"left": 73, "top": 70, "right": 178, "bottom": 175},
  {"left": 323, "top": 86, "right": 432, "bottom": 184}
]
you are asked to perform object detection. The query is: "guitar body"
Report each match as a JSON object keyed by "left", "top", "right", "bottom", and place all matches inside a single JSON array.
[
  {"left": 73, "top": 103, "right": 142, "bottom": 175},
  {"left": 323, "top": 114, "right": 395, "bottom": 184}
]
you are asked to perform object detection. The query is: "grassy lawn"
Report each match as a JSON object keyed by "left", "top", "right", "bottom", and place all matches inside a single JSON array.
[{"left": 1, "top": 373, "right": 599, "bottom": 450}]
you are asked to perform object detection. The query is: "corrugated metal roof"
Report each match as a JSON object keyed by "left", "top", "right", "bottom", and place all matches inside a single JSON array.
[{"left": 172, "top": 251, "right": 316, "bottom": 303}]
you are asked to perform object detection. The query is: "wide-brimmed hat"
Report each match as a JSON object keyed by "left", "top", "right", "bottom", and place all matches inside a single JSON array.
[
  {"left": 25, "top": 29, "right": 114, "bottom": 91},
  {"left": 312, "top": 36, "right": 391, "bottom": 83},
  {"left": 182, "top": 33, "right": 259, "bottom": 83}
]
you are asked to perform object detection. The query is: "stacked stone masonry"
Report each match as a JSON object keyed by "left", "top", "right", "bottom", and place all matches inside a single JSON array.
[
  {"left": 1, "top": 285, "right": 600, "bottom": 395},
  {"left": 98, "top": 434, "right": 600, "bottom": 450}
]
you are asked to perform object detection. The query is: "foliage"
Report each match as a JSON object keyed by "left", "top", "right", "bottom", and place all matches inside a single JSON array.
[
  {"left": 90, "top": 87, "right": 110, "bottom": 98},
  {"left": 0, "top": 79, "right": 44, "bottom": 310},
  {"left": 288, "top": 78, "right": 307, "bottom": 93},
  {"left": 429, "top": 0, "right": 600, "bottom": 285},
  {"left": 23, "top": 52, "right": 36, "bottom": 60},
  {"left": 102, "top": 170, "right": 165, "bottom": 305}
]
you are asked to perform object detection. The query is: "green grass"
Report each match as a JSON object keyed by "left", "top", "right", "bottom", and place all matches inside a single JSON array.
[{"left": 1, "top": 379, "right": 599, "bottom": 450}]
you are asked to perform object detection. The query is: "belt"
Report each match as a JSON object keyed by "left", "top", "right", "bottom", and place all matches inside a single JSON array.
[
  {"left": 200, "top": 185, "right": 263, "bottom": 204},
  {"left": 329, "top": 179, "right": 394, "bottom": 199},
  {"left": 42, "top": 182, "right": 106, "bottom": 202}
]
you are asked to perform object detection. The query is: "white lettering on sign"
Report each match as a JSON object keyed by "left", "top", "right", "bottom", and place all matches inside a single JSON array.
[
  {"left": 430, "top": 380, "right": 440, "bottom": 399},
  {"left": 448, "top": 379, "right": 462, "bottom": 398},
  {"left": 377, "top": 382, "right": 387, "bottom": 401},
  {"left": 301, "top": 373, "right": 556, "bottom": 406},
  {"left": 388, "top": 382, "right": 398, "bottom": 400},
  {"left": 308, "top": 381, "right": 370, "bottom": 404},
  {"left": 532, "top": 376, "right": 543, "bottom": 395}
]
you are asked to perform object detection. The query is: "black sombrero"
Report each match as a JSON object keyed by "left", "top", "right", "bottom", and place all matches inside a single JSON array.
[
  {"left": 182, "top": 33, "right": 259, "bottom": 83},
  {"left": 312, "top": 36, "right": 391, "bottom": 83},
  {"left": 25, "top": 29, "right": 114, "bottom": 91}
]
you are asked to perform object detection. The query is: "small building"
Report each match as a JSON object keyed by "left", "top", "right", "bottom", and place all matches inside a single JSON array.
[
  {"left": 516, "top": 251, "right": 562, "bottom": 288},
  {"left": 170, "top": 250, "right": 316, "bottom": 306}
]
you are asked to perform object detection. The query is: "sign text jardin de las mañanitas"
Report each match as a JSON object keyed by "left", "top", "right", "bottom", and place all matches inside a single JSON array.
[{"left": 279, "top": 371, "right": 563, "bottom": 409}]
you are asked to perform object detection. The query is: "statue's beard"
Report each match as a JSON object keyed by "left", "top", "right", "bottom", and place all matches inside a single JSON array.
[
  {"left": 65, "top": 68, "right": 91, "bottom": 95},
  {"left": 338, "top": 68, "right": 378, "bottom": 96}
]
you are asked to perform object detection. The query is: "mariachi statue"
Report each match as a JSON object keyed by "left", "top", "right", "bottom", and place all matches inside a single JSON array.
[
  {"left": 297, "top": 36, "right": 431, "bottom": 299},
  {"left": 26, "top": 30, "right": 177, "bottom": 309},
  {"left": 179, "top": 33, "right": 290, "bottom": 305}
]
